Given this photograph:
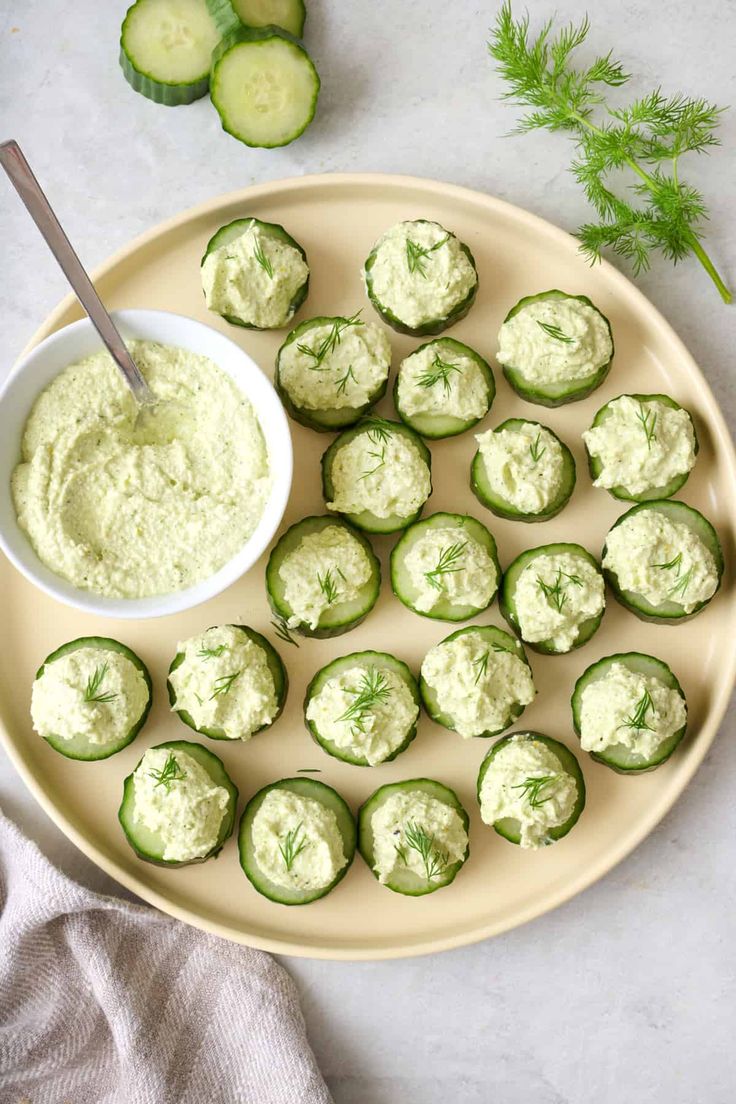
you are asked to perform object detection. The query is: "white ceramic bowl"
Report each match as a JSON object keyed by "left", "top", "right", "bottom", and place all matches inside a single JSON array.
[{"left": 0, "top": 309, "right": 293, "bottom": 619}]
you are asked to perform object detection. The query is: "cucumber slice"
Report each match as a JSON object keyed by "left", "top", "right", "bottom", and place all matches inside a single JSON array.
[
  {"left": 585, "top": 393, "right": 699, "bottom": 502},
  {"left": 602, "top": 500, "right": 724, "bottom": 623},
  {"left": 321, "top": 418, "right": 432, "bottom": 534},
  {"left": 304, "top": 651, "right": 420, "bottom": 766},
  {"left": 119, "top": 740, "right": 238, "bottom": 866},
  {"left": 35, "top": 637, "right": 152, "bottom": 762},
  {"left": 210, "top": 26, "right": 319, "bottom": 148},
  {"left": 167, "top": 625, "right": 288, "bottom": 739},
  {"left": 358, "top": 778, "right": 470, "bottom": 896},
  {"left": 120, "top": 0, "right": 219, "bottom": 106},
  {"left": 571, "top": 652, "right": 687, "bottom": 773},
  {"left": 206, "top": 0, "right": 306, "bottom": 37},
  {"left": 477, "top": 733, "right": 586, "bottom": 845},
  {"left": 238, "top": 778, "right": 356, "bottom": 904},
  {"left": 393, "top": 337, "right": 495, "bottom": 439},
  {"left": 266, "top": 515, "right": 381, "bottom": 638},
  {"left": 500, "top": 542, "right": 605, "bottom": 655},
  {"left": 390, "top": 512, "right": 501, "bottom": 622},
  {"left": 471, "top": 418, "right": 576, "bottom": 522}
]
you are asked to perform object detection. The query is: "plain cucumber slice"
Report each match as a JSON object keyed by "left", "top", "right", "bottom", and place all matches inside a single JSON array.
[
  {"left": 266, "top": 515, "right": 381, "bottom": 638},
  {"left": 239, "top": 778, "right": 356, "bottom": 904},
  {"left": 206, "top": 0, "right": 306, "bottom": 36},
  {"left": 471, "top": 418, "right": 576, "bottom": 522},
  {"left": 571, "top": 652, "right": 687, "bottom": 773},
  {"left": 36, "top": 636, "right": 152, "bottom": 762},
  {"left": 394, "top": 337, "right": 495, "bottom": 439},
  {"left": 120, "top": 0, "right": 219, "bottom": 105},
  {"left": 358, "top": 778, "right": 469, "bottom": 896},
  {"left": 390, "top": 512, "right": 501, "bottom": 622},
  {"left": 119, "top": 740, "right": 238, "bottom": 866},
  {"left": 304, "top": 651, "right": 420, "bottom": 766},
  {"left": 210, "top": 26, "right": 319, "bottom": 148}
]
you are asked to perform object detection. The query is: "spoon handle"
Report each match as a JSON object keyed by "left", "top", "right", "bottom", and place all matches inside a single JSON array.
[{"left": 0, "top": 139, "right": 155, "bottom": 406}]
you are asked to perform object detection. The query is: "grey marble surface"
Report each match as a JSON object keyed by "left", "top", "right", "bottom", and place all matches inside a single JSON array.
[{"left": 1, "top": 2, "right": 735, "bottom": 1101}]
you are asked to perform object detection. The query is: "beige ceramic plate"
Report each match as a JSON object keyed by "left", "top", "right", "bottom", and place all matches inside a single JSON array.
[{"left": 2, "top": 174, "right": 734, "bottom": 959}]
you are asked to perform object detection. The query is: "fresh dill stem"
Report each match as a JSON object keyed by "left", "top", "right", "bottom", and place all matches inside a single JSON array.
[
  {"left": 472, "top": 650, "right": 490, "bottom": 684},
  {"left": 424, "top": 540, "right": 468, "bottom": 591},
  {"left": 537, "top": 320, "right": 574, "bottom": 343},
  {"left": 537, "top": 571, "right": 568, "bottom": 613},
  {"left": 489, "top": 3, "right": 732, "bottom": 303},
  {"left": 198, "top": 644, "right": 227, "bottom": 659},
  {"left": 619, "top": 690, "right": 654, "bottom": 732},
  {"left": 252, "top": 238, "right": 274, "bottom": 279},
  {"left": 337, "top": 667, "right": 391, "bottom": 735},
  {"left": 363, "top": 418, "right": 392, "bottom": 444},
  {"left": 511, "top": 774, "right": 557, "bottom": 808},
  {"left": 417, "top": 352, "right": 462, "bottom": 394},
  {"left": 492, "top": 641, "right": 511, "bottom": 653},
  {"left": 403, "top": 821, "right": 450, "bottom": 880},
  {"left": 667, "top": 566, "right": 693, "bottom": 599},
  {"left": 335, "top": 364, "right": 356, "bottom": 396},
  {"left": 405, "top": 234, "right": 450, "bottom": 278},
  {"left": 394, "top": 843, "right": 409, "bottom": 865},
  {"left": 635, "top": 402, "right": 657, "bottom": 449},
  {"left": 654, "top": 551, "right": 683, "bottom": 574},
  {"left": 279, "top": 822, "right": 309, "bottom": 871},
  {"left": 210, "top": 670, "right": 242, "bottom": 699},
  {"left": 529, "top": 432, "right": 547, "bottom": 462},
  {"left": 271, "top": 616, "right": 299, "bottom": 647},
  {"left": 297, "top": 311, "right": 364, "bottom": 367},
  {"left": 83, "top": 662, "right": 117, "bottom": 704},
  {"left": 148, "top": 752, "right": 187, "bottom": 793},
  {"left": 561, "top": 570, "right": 584, "bottom": 587},
  {"left": 317, "top": 568, "right": 340, "bottom": 605}
]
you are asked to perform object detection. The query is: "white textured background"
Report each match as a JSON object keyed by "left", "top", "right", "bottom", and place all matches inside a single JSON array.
[{"left": 1, "top": 2, "right": 736, "bottom": 1101}]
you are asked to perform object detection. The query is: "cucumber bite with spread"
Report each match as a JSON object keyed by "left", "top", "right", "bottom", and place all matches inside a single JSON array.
[
  {"left": 390, "top": 512, "right": 501, "bottom": 621},
  {"left": 471, "top": 419, "right": 576, "bottom": 522},
  {"left": 276, "top": 312, "right": 391, "bottom": 431},
  {"left": 239, "top": 778, "right": 356, "bottom": 905},
  {"left": 477, "top": 733, "right": 586, "bottom": 849},
  {"left": 497, "top": 290, "right": 613, "bottom": 406},
  {"left": 420, "top": 626, "right": 536, "bottom": 739},
  {"left": 363, "top": 219, "right": 478, "bottom": 336},
  {"left": 572, "top": 653, "right": 687, "bottom": 773},
  {"left": 500, "top": 543, "right": 606, "bottom": 655},
  {"left": 167, "top": 625, "right": 287, "bottom": 740},
  {"left": 31, "top": 637, "right": 152, "bottom": 761},
  {"left": 358, "top": 779, "right": 469, "bottom": 896},
  {"left": 322, "top": 417, "right": 432, "bottom": 534},
  {"left": 394, "top": 337, "right": 494, "bottom": 438},
  {"left": 583, "top": 393, "right": 698, "bottom": 501},
  {"left": 304, "top": 651, "right": 420, "bottom": 766}
]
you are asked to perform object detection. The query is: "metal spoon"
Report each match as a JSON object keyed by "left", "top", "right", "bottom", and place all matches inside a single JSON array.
[{"left": 0, "top": 139, "right": 157, "bottom": 410}]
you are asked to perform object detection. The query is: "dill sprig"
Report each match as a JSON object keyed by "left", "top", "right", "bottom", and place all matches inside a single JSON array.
[
  {"left": 529, "top": 432, "right": 546, "bottom": 462},
  {"left": 210, "top": 670, "right": 242, "bottom": 699},
  {"left": 337, "top": 667, "right": 391, "bottom": 735},
  {"left": 403, "top": 821, "right": 450, "bottom": 881},
  {"left": 511, "top": 774, "right": 557, "bottom": 808},
  {"left": 654, "top": 551, "right": 683, "bottom": 573},
  {"left": 619, "top": 690, "right": 654, "bottom": 732},
  {"left": 83, "top": 662, "right": 117, "bottom": 704},
  {"left": 537, "top": 567, "right": 584, "bottom": 613},
  {"left": 271, "top": 616, "right": 299, "bottom": 647},
  {"left": 317, "top": 568, "right": 341, "bottom": 605},
  {"left": 472, "top": 650, "right": 490, "bottom": 685},
  {"left": 537, "top": 320, "right": 574, "bottom": 343},
  {"left": 417, "top": 352, "right": 462, "bottom": 394},
  {"left": 148, "top": 752, "right": 187, "bottom": 793},
  {"left": 197, "top": 644, "right": 227, "bottom": 659},
  {"left": 667, "top": 566, "right": 693, "bottom": 600},
  {"left": 489, "top": 3, "right": 731, "bottom": 302},
  {"left": 405, "top": 233, "right": 450, "bottom": 277},
  {"left": 424, "top": 540, "right": 468, "bottom": 592},
  {"left": 492, "top": 641, "right": 512, "bottom": 653},
  {"left": 252, "top": 238, "right": 273, "bottom": 279},
  {"left": 279, "top": 823, "right": 308, "bottom": 871},
  {"left": 297, "top": 312, "right": 364, "bottom": 368},
  {"left": 635, "top": 402, "right": 657, "bottom": 449},
  {"left": 335, "top": 364, "right": 356, "bottom": 396}
]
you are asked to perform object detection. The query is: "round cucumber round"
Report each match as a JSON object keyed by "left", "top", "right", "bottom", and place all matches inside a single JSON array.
[
  {"left": 239, "top": 778, "right": 356, "bottom": 905},
  {"left": 35, "top": 636, "right": 152, "bottom": 762},
  {"left": 585, "top": 393, "right": 699, "bottom": 502},
  {"left": 471, "top": 418, "right": 576, "bottom": 522},
  {"left": 500, "top": 290, "right": 614, "bottom": 407},
  {"left": 393, "top": 337, "right": 495, "bottom": 439},
  {"left": 390, "top": 512, "right": 501, "bottom": 622},
  {"left": 167, "top": 625, "right": 288, "bottom": 739},
  {"left": 500, "top": 542, "right": 605, "bottom": 655},
  {"left": 210, "top": 25, "right": 320, "bottom": 148},
  {"left": 119, "top": 740, "right": 239, "bottom": 866},
  {"left": 477, "top": 732, "right": 586, "bottom": 845},
  {"left": 206, "top": 0, "right": 306, "bottom": 37},
  {"left": 358, "top": 778, "right": 470, "bottom": 896},
  {"left": 120, "top": 0, "right": 220, "bottom": 106},
  {"left": 304, "top": 650, "right": 420, "bottom": 766},
  {"left": 602, "top": 500, "right": 724, "bottom": 623},
  {"left": 266, "top": 515, "right": 381, "bottom": 638},
  {"left": 571, "top": 652, "right": 687, "bottom": 773}
]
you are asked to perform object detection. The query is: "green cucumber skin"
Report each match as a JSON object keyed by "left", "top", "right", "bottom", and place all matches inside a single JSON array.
[
  {"left": 167, "top": 625, "right": 288, "bottom": 740},
  {"left": 476, "top": 732, "right": 586, "bottom": 845},
  {"left": 393, "top": 337, "right": 495, "bottom": 440},
  {"left": 602, "top": 500, "right": 724, "bottom": 624},
  {"left": 37, "top": 636, "right": 153, "bottom": 762},
  {"left": 303, "top": 650, "right": 420, "bottom": 767},
  {"left": 499, "top": 543, "right": 605, "bottom": 656},
  {"left": 357, "top": 778, "right": 470, "bottom": 896},
  {"left": 205, "top": 0, "right": 306, "bottom": 37},
  {"left": 501, "top": 290, "right": 614, "bottom": 408},
  {"left": 471, "top": 418, "right": 576, "bottom": 523},
  {"left": 571, "top": 652, "right": 687, "bottom": 773},
  {"left": 119, "top": 740, "right": 239, "bottom": 866},
  {"left": 586, "top": 393, "right": 699, "bottom": 502}
]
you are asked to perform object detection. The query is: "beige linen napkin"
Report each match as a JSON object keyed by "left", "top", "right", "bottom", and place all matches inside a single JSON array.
[{"left": 0, "top": 809, "right": 332, "bottom": 1104}]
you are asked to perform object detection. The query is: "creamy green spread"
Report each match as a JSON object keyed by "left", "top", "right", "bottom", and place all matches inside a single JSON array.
[
  {"left": 279, "top": 525, "right": 373, "bottom": 629},
  {"left": 251, "top": 788, "right": 347, "bottom": 891},
  {"left": 202, "top": 220, "right": 309, "bottom": 328},
  {"left": 476, "top": 423, "right": 564, "bottom": 513},
  {"left": 397, "top": 342, "right": 489, "bottom": 421},
  {"left": 370, "top": 790, "right": 468, "bottom": 884},
  {"left": 479, "top": 735, "right": 578, "bottom": 849},
  {"left": 366, "top": 220, "right": 477, "bottom": 329},
  {"left": 405, "top": 526, "right": 497, "bottom": 613},
  {"left": 579, "top": 662, "right": 686, "bottom": 760},
  {"left": 306, "top": 663, "right": 418, "bottom": 765},
  {"left": 583, "top": 395, "right": 696, "bottom": 494},
  {"left": 603, "top": 510, "right": 718, "bottom": 613},
  {"left": 327, "top": 424, "right": 431, "bottom": 519},
  {"left": 12, "top": 340, "right": 271, "bottom": 599},
  {"left": 278, "top": 317, "right": 391, "bottom": 410},
  {"left": 31, "top": 646, "right": 148, "bottom": 746},
  {"left": 513, "top": 552, "right": 605, "bottom": 651},
  {"left": 498, "top": 296, "right": 612, "bottom": 383},
  {"left": 421, "top": 631, "right": 535, "bottom": 738},
  {"left": 133, "top": 747, "right": 229, "bottom": 862},
  {"left": 169, "top": 626, "right": 278, "bottom": 741}
]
